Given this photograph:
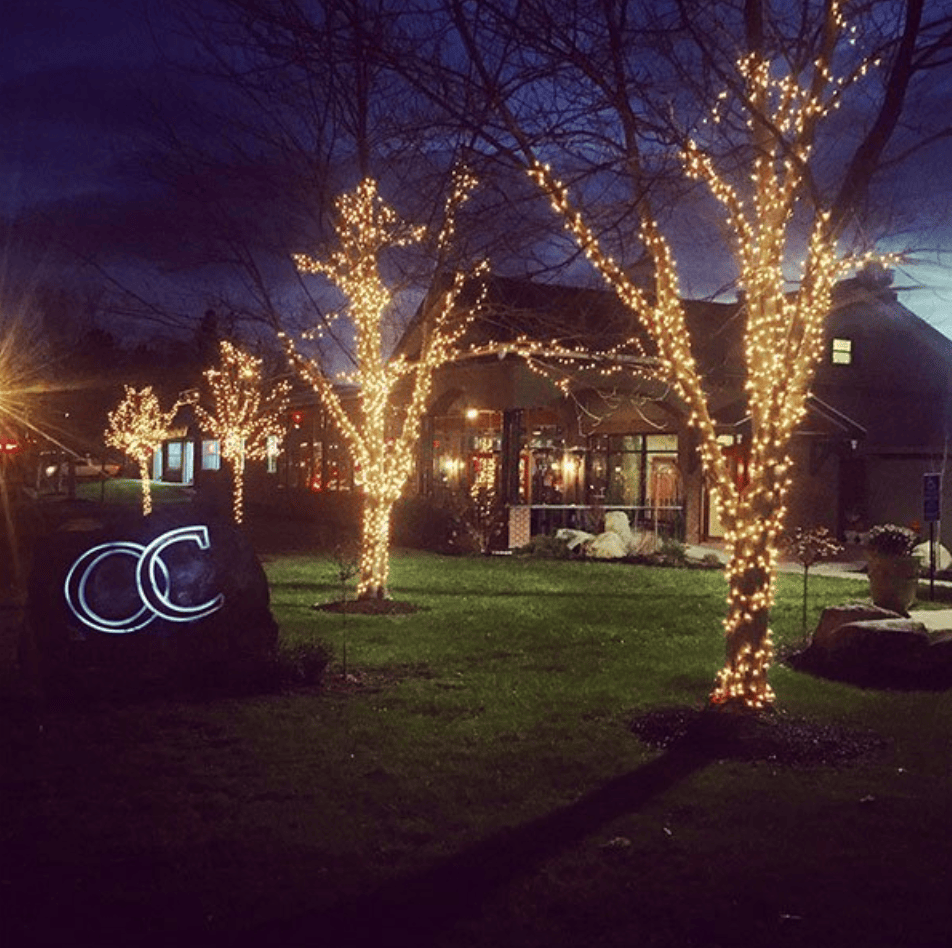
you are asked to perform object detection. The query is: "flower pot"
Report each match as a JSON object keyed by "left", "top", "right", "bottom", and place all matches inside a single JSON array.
[{"left": 867, "top": 552, "right": 919, "bottom": 614}]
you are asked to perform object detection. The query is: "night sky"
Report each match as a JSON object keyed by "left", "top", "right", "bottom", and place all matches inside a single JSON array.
[
  {"left": 3, "top": 0, "right": 952, "bottom": 338},
  {"left": 0, "top": 0, "right": 215, "bottom": 331}
]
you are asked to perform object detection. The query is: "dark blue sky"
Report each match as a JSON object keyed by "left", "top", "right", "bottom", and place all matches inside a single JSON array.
[
  {"left": 2, "top": 0, "right": 952, "bottom": 338},
  {"left": 2, "top": 1, "right": 166, "bottom": 215}
]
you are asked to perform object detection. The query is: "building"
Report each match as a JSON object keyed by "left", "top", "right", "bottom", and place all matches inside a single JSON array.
[
  {"left": 408, "top": 268, "right": 952, "bottom": 547},
  {"left": 153, "top": 268, "right": 952, "bottom": 547}
]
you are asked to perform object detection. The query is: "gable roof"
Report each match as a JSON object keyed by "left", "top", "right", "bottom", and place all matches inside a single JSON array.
[{"left": 405, "top": 273, "right": 743, "bottom": 378}]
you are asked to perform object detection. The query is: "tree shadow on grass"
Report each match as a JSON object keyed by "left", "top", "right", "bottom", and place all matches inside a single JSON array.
[
  {"left": 228, "top": 744, "right": 712, "bottom": 948},
  {"left": 216, "top": 707, "right": 886, "bottom": 948}
]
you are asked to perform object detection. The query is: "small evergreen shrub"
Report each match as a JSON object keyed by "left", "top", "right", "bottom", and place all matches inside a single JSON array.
[
  {"left": 392, "top": 495, "right": 473, "bottom": 554},
  {"left": 516, "top": 534, "right": 573, "bottom": 559},
  {"left": 658, "top": 538, "right": 688, "bottom": 565},
  {"left": 274, "top": 642, "right": 333, "bottom": 688}
]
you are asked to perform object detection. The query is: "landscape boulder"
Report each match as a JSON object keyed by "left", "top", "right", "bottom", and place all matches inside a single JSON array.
[
  {"left": 555, "top": 528, "right": 594, "bottom": 551},
  {"left": 790, "top": 601, "right": 952, "bottom": 689},
  {"left": 27, "top": 506, "right": 278, "bottom": 700},
  {"left": 585, "top": 530, "right": 628, "bottom": 559},
  {"left": 604, "top": 510, "right": 634, "bottom": 547},
  {"left": 913, "top": 541, "right": 952, "bottom": 571}
]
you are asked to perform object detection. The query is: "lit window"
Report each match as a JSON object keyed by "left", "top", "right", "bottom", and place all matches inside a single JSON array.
[
  {"left": 166, "top": 441, "right": 183, "bottom": 471},
  {"left": 202, "top": 439, "right": 220, "bottom": 471},
  {"left": 266, "top": 435, "right": 279, "bottom": 474},
  {"left": 831, "top": 337, "right": 853, "bottom": 365}
]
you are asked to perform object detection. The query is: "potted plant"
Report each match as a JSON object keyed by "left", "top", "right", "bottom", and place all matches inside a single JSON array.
[{"left": 865, "top": 524, "right": 919, "bottom": 614}]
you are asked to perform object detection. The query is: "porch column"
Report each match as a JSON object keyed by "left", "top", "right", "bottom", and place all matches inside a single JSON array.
[
  {"left": 418, "top": 414, "right": 434, "bottom": 496},
  {"left": 501, "top": 409, "right": 523, "bottom": 504}
]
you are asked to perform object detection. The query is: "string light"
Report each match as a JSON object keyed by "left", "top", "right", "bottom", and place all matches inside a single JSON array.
[
  {"left": 194, "top": 341, "right": 290, "bottom": 524},
  {"left": 290, "top": 173, "right": 483, "bottom": 599},
  {"left": 104, "top": 386, "right": 179, "bottom": 516},
  {"left": 526, "top": 14, "right": 890, "bottom": 709}
]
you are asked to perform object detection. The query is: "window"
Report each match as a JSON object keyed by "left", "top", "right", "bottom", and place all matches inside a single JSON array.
[
  {"left": 166, "top": 441, "right": 183, "bottom": 471},
  {"left": 265, "top": 435, "right": 279, "bottom": 474},
  {"left": 587, "top": 434, "right": 679, "bottom": 507},
  {"left": 201, "top": 439, "right": 220, "bottom": 471},
  {"left": 831, "top": 337, "right": 853, "bottom": 365}
]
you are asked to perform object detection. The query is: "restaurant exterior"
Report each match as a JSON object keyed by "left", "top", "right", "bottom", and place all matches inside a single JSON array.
[{"left": 155, "top": 268, "right": 952, "bottom": 550}]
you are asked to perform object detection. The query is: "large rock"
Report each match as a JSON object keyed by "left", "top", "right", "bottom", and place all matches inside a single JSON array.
[
  {"left": 555, "top": 528, "right": 594, "bottom": 551},
  {"left": 585, "top": 531, "right": 628, "bottom": 559},
  {"left": 791, "top": 601, "right": 952, "bottom": 689},
  {"left": 811, "top": 603, "right": 905, "bottom": 650},
  {"left": 27, "top": 506, "right": 278, "bottom": 700},
  {"left": 913, "top": 541, "right": 952, "bottom": 571},
  {"left": 604, "top": 510, "right": 633, "bottom": 546}
]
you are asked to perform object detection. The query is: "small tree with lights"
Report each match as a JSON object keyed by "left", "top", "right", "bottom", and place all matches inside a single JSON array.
[
  {"left": 194, "top": 340, "right": 291, "bottom": 524},
  {"left": 105, "top": 385, "right": 179, "bottom": 516},
  {"left": 286, "top": 174, "right": 484, "bottom": 600}
]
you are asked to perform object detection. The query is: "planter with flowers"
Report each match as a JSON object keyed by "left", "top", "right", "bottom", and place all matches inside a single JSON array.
[{"left": 865, "top": 524, "right": 920, "bottom": 615}]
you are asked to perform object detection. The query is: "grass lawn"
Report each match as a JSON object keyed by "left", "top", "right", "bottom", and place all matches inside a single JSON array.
[{"left": 3, "top": 527, "right": 952, "bottom": 947}]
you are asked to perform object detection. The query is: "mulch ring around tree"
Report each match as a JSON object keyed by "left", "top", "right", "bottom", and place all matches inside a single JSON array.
[
  {"left": 630, "top": 705, "right": 889, "bottom": 767},
  {"left": 312, "top": 599, "right": 420, "bottom": 615}
]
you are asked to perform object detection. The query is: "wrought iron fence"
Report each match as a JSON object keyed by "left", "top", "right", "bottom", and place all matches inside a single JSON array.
[{"left": 528, "top": 504, "right": 685, "bottom": 542}]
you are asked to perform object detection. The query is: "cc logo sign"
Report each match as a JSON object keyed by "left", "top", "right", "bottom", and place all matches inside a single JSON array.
[{"left": 64, "top": 525, "right": 225, "bottom": 634}]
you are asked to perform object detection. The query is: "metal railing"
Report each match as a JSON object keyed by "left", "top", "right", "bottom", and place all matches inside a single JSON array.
[{"left": 528, "top": 504, "right": 685, "bottom": 541}]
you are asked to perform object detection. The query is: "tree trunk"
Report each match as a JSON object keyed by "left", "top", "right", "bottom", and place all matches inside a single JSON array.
[
  {"left": 232, "top": 457, "right": 245, "bottom": 524},
  {"left": 711, "top": 528, "right": 777, "bottom": 710},
  {"left": 357, "top": 493, "right": 395, "bottom": 600},
  {"left": 138, "top": 459, "right": 153, "bottom": 516}
]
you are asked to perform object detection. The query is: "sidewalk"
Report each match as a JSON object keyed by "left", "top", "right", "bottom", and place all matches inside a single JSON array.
[
  {"left": 696, "top": 542, "right": 952, "bottom": 631},
  {"left": 773, "top": 549, "right": 952, "bottom": 632}
]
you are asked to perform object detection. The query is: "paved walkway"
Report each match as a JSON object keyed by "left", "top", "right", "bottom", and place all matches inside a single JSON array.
[
  {"left": 694, "top": 543, "right": 952, "bottom": 631},
  {"left": 775, "top": 554, "right": 952, "bottom": 632}
]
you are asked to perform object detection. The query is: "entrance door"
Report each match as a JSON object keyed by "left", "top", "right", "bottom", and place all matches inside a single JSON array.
[{"left": 705, "top": 439, "right": 749, "bottom": 539}]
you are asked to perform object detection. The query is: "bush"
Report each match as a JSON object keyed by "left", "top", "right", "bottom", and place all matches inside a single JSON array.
[
  {"left": 273, "top": 642, "right": 333, "bottom": 688},
  {"left": 658, "top": 538, "right": 688, "bottom": 565},
  {"left": 516, "top": 533, "right": 573, "bottom": 559},
  {"left": 392, "top": 495, "right": 474, "bottom": 554}
]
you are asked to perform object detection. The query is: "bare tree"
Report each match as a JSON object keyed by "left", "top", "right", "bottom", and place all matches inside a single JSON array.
[
  {"left": 105, "top": 386, "right": 180, "bottom": 516},
  {"left": 194, "top": 340, "right": 291, "bottom": 524},
  {"left": 391, "top": 0, "right": 952, "bottom": 709},
  {"left": 285, "top": 173, "right": 485, "bottom": 600}
]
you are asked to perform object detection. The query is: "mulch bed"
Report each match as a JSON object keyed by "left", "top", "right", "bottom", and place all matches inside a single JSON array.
[{"left": 630, "top": 705, "right": 889, "bottom": 767}]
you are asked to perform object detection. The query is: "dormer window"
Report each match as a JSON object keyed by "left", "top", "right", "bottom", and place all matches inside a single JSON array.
[{"left": 831, "top": 337, "right": 853, "bottom": 365}]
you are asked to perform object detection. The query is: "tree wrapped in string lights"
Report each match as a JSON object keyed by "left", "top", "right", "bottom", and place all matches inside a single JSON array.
[
  {"left": 104, "top": 386, "right": 179, "bottom": 516},
  {"left": 286, "top": 174, "right": 484, "bottom": 600},
  {"left": 522, "top": 7, "right": 895, "bottom": 709},
  {"left": 194, "top": 340, "right": 290, "bottom": 524}
]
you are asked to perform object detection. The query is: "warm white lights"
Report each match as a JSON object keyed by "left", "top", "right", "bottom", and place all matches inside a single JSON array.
[
  {"left": 104, "top": 386, "right": 179, "bottom": 516},
  {"left": 195, "top": 341, "right": 290, "bottom": 524},
  {"left": 289, "top": 174, "right": 482, "bottom": 599},
  {"left": 528, "top": 14, "right": 888, "bottom": 709}
]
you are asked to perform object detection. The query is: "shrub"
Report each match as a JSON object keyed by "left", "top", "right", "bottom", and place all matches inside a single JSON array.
[
  {"left": 658, "top": 538, "right": 688, "bottom": 565},
  {"left": 516, "top": 533, "right": 573, "bottom": 559},
  {"left": 392, "top": 495, "right": 474, "bottom": 554},
  {"left": 273, "top": 642, "right": 333, "bottom": 688}
]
